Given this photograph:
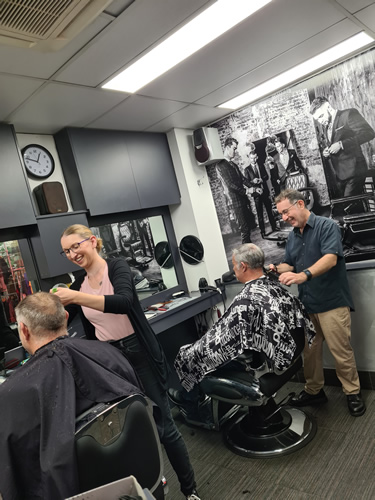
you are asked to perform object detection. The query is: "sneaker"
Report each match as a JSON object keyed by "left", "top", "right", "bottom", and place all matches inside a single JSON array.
[
  {"left": 161, "top": 475, "right": 169, "bottom": 495},
  {"left": 290, "top": 389, "right": 328, "bottom": 407},
  {"left": 186, "top": 490, "right": 201, "bottom": 500}
]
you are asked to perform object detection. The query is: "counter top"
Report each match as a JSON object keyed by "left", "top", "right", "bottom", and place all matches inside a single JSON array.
[{"left": 146, "top": 290, "right": 223, "bottom": 334}]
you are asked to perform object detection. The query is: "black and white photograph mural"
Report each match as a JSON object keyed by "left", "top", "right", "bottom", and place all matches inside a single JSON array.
[
  {"left": 207, "top": 46, "right": 375, "bottom": 268},
  {"left": 90, "top": 216, "right": 178, "bottom": 294}
]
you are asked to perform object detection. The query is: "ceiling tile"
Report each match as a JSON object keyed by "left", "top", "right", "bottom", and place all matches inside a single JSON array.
[
  {"left": 0, "top": 16, "right": 110, "bottom": 80},
  {"left": 140, "top": 0, "right": 346, "bottom": 103},
  {"left": 10, "top": 83, "right": 127, "bottom": 134},
  {"left": 87, "top": 94, "right": 187, "bottom": 131},
  {"left": 354, "top": 3, "right": 375, "bottom": 31},
  {"left": 0, "top": 74, "right": 44, "bottom": 120},
  {"left": 104, "top": 0, "right": 135, "bottom": 17},
  {"left": 336, "top": 0, "right": 375, "bottom": 13},
  {"left": 55, "top": 0, "right": 211, "bottom": 87},
  {"left": 145, "top": 104, "right": 229, "bottom": 133},
  {"left": 196, "top": 18, "right": 362, "bottom": 107}
]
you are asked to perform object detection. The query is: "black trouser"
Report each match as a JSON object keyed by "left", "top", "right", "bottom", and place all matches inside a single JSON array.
[
  {"left": 254, "top": 194, "right": 277, "bottom": 234},
  {"left": 110, "top": 334, "right": 196, "bottom": 496}
]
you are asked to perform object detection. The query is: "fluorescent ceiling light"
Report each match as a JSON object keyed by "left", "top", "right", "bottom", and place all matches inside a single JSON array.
[
  {"left": 219, "top": 31, "right": 374, "bottom": 110},
  {"left": 102, "top": 0, "right": 272, "bottom": 93}
]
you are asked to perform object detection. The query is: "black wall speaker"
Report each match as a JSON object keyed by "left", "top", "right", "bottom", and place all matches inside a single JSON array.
[
  {"left": 192, "top": 127, "right": 224, "bottom": 166},
  {"left": 34, "top": 181, "right": 68, "bottom": 215}
]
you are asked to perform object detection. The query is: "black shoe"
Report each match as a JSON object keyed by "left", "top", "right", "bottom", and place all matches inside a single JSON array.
[
  {"left": 290, "top": 389, "right": 328, "bottom": 407},
  {"left": 347, "top": 393, "right": 366, "bottom": 417},
  {"left": 168, "top": 388, "right": 185, "bottom": 405}
]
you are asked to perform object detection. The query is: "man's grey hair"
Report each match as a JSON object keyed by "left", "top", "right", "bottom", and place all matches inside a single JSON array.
[
  {"left": 274, "top": 189, "right": 305, "bottom": 206},
  {"left": 15, "top": 292, "right": 67, "bottom": 338},
  {"left": 232, "top": 243, "right": 265, "bottom": 269},
  {"left": 310, "top": 96, "right": 329, "bottom": 115}
]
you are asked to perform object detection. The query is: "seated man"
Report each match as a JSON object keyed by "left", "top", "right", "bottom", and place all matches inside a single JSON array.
[
  {"left": 174, "top": 244, "right": 315, "bottom": 393},
  {"left": 0, "top": 292, "right": 145, "bottom": 500}
]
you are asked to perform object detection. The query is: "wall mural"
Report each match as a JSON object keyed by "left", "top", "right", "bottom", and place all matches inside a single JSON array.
[{"left": 206, "top": 46, "right": 375, "bottom": 268}]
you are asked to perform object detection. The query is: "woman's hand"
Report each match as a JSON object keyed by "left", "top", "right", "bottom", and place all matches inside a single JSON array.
[{"left": 50, "top": 287, "right": 79, "bottom": 306}]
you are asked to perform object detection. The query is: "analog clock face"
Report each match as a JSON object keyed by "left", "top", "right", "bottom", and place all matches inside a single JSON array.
[{"left": 22, "top": 144, "right": 55, "bottom": 179}]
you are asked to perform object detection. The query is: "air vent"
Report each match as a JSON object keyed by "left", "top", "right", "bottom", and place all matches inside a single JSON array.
[{"left": 0, "top": 0, "right": 113, "bottom": 51}]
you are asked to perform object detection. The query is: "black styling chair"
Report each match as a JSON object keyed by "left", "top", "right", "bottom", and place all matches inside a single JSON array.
[
  {"left": 75, "top": 394, "right": 164, "bottom": 499},
  {"left": 200, "top": 328, "right": 316, "bottom": 458}
]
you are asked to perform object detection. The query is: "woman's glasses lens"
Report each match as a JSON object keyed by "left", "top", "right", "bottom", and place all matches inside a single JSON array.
[{"left": 60, "top": 238, "right": 89, "bottom": 256}]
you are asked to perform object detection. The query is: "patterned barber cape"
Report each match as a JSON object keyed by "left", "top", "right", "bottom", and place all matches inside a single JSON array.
[{"left": 175, "top": 277, "right": 315, "bottom": 391}]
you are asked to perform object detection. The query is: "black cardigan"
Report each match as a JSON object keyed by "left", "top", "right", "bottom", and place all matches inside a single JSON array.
[{"left": 67, "top": 258, "right": 169, "bottom": 387}]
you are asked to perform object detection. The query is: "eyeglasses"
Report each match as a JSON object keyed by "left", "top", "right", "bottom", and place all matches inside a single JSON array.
[
  {"left": 279, "top": 200, "right": 298, "bottom": 217},
  {"left": 60, "top": 237, "right": 90, "bottom": 257}
]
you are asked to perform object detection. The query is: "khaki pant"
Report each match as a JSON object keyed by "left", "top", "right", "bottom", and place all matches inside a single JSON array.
[{"left": 303, "top": 306, "right": 360, "bottom": 395}]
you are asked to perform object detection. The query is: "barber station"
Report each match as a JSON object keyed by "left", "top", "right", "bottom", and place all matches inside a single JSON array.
[{"left": 1, "top": 1, "right": 375, "bottom": 499}]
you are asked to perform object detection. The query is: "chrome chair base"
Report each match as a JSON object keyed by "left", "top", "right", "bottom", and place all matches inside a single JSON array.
[{"left": 224, "top": 406, "right": 317, "bottom": 458}]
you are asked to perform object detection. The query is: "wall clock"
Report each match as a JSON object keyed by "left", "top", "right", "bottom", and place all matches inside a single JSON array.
[{"left": 21, "top": 144, "right": 55, "bottom": 179}]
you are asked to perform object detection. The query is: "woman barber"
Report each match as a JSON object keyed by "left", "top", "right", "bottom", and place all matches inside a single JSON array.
[{"left": 52, "top": 224, "right": 200, "bottom": 500}]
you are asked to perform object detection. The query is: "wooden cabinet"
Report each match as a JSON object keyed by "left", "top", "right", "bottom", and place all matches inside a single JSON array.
[
  {"left": 55, "top": 128, "right": 180, "bottom": 216},
  {"left": 30, "top": 212, "right": 88, "bottom": 278},
  {"left": 0, "top": 124, "right": 36, "bottom": 229}
]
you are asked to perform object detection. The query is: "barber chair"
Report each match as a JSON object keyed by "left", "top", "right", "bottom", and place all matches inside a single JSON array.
[
  {"left": 329, "top": 176, "right": 375, "bottom": 262},
  {"left": 284, "top": 171, "right": 314, "bottom": 211},
  {"left": 75, "top": 394, "right": 164, "bottom": 499},
  {"left": 261, "top": 170, "right": 315, "bottom": 247},
  {"left": 200, "top": 328, "right": 316, "bottom": 458}
]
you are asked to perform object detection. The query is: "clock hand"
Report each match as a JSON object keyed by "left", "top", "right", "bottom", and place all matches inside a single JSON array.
[
  {"left": 37, "top": 152, "right": 41, "bottom": 163},
  {"left": 25, "top": 156, "right": 39, "bottom": 163}
]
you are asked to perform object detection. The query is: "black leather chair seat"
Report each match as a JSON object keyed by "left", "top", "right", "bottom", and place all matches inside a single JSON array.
[
  {"left": 75, "top": 394, "right": 164, "bottom": 499},
  {"left": 200, "top": 330, "right": 316, "bottom": 458}
]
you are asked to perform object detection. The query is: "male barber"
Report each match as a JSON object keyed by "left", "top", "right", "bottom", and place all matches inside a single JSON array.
[
  {"left": 310, "top": 96, "right": 375, "bottom": 201},
  {"left": 216, "top": 137, "right": 256, "bottom": 243},
  {"left": 244, "top": 144, "right": 277, "bottom": 237},
  {"left": 270, "top": 189, "right": 365, "bottom": 416},
  {"left": 174, "top": 243, "right": 315, "bottom": 392},
  {"left": 0, "top": 292, "right": 145, "bottom": 500}
]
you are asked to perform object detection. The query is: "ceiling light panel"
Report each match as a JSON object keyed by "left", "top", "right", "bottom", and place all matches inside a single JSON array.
[
  {"left": 219, "top": 31, "right": 374, "bottom": 109},
  {"left": 102, "top": 0, "right": 272, "bottom": 93}
]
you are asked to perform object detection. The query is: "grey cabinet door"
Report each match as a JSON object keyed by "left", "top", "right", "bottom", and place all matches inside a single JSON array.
[
  {"left": 30, "top": 212, "right": 88, "bottom": 278},
  {"left": 0, "top": 124, "right": 36, "bottom": 228},
  {"left": 125, "top": 132, "right": 180, "bottom": 208},
  {"left": 67, "top": 128, "right": 141, "bottom": 215}
]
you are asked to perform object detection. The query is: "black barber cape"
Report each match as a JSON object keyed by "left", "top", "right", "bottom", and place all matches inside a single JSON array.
[{"left": 0, "top": 336, "right": 145, "bottom": 500}]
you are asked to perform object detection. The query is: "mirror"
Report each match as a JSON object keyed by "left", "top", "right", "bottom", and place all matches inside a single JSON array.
[
  {"left": 90, "top": 216, "right": 178, "bottom": 299},
  {"left": 179, "top": 235, "right": 204, "bottom": 265}
]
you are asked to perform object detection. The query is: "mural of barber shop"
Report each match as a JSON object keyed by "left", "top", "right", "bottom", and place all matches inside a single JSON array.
[{"left": 207, "top": 46, "right": 375, "bottom": 268}]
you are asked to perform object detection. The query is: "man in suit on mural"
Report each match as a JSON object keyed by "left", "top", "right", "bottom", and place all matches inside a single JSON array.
[
  {"left": 244, "top": 144, "right": 277, "bottom": 237},
  {"left": 216, "top": 137, "right": 256, "bottom": 243},
  {"left": 310, "top": 96, "right": 375, "bottom": 206}
]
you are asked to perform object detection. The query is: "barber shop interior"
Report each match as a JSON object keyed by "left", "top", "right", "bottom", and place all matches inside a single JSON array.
[{"left": 2, "top": 1, "right": 375, "bottom": 499}]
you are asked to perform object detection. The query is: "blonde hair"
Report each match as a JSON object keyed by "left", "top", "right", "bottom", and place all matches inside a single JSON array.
[{"left": 61, "top": 224, "right": 103, "bottom": 253}]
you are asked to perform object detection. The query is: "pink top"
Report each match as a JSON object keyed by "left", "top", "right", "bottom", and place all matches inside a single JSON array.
[{"left": 81, "top": 263, "right": 134, "bottom": 341}]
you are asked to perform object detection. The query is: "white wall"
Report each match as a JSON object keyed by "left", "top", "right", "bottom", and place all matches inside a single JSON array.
[
  {"left": 167, "top": 128, "right": 229, "bottom": 293},
  {"left": 16, "top": 133, "right": 73, "bottom": 214}
]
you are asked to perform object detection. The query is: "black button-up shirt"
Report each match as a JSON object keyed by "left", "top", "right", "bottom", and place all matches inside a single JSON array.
[{"left": 284, "top": 212, "right": 354, "bottom": 313}]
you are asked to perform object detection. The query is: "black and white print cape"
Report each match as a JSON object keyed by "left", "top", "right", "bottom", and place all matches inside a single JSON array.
[{"left": 174, "top": 277, "right": 315, "bottom": 391}]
